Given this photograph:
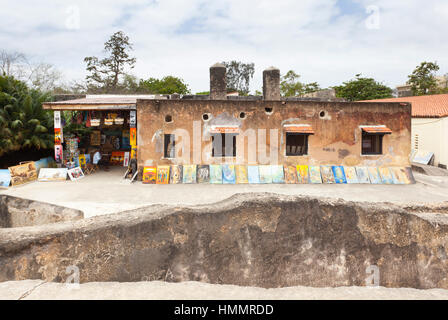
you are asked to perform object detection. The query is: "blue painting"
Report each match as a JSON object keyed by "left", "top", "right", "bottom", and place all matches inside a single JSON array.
[
  {"left": 0, "top": 169, "right": 11, "bottom": 187},
  {"left": 379, "top": 167, "right": 394, "bottom": 184},
  {"left": 34, "top": 158, "right": 49, "bottom": 173},
  {"left": 247, "top": 165, "right": 260, "bottom": 184},
  {"left": 320, "top": 166, "right": 335, "bottom": 184},
  {"left": 308, "top": 166, "right": 322, "bottom": 184},
  {"left": 210, "top": 165, "right": 223, "bottom": 184},
  {"left": 222, "top": 164, "right": 236, "bottom": 184},
  {"left": 368, "top": 167, "right": 382, "bottom": 184},
  {"left": 259, "top": 165, "right": 273, "bottom": 184},
  {"left": 344, "top": 167, "right": 359, "bottom": 184},
  {"left": 332, "top": 166, "right": 347, "bottom": 184},
  {"left": 355, "top": 167, "right": 371, "bottom": 184},
  {"left": 271, "top": 165, "right": 285, "bottom": 184}
]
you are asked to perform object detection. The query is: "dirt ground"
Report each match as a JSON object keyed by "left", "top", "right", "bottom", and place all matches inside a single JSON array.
[{"left": 1, "top": 167, "right": 448, "bottom": 218}]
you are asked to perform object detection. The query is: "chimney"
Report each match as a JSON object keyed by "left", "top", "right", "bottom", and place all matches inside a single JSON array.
[
  {"left": 263, "top": 67, "right": 280, "bottom": 100},
  {"left": 210, "top": 62, "right": 227, "bottom": 100}
]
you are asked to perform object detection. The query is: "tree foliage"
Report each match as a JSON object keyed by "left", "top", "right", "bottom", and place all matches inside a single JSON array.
[
  {"left": 0, "top": 75, "right": 53, "bottom": 156},
  {"left": 407, "top": 61, "right": 440, "bottom": 96},
  {"left": 222, "top": 61, "right": 255, "bottom": 95},
  {"left": 333, "top": 74, "right": 393, "bottom": 101},
  {"left": 138, "top": 76, "right": 190, "bottom": 94},
  {"left": 280, "top": 70, "right": 320, "bottom": 97},
  {"left": 84, "top": 31, "right": 136, "bottom": 93}
]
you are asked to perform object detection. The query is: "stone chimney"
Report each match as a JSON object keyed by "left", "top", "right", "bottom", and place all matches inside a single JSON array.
[
  {"left": 210, "top": 63, "right": 227, "bottom": 100},
  {"left": 263, "top": 67, "right": 280, "bottom": 100}
]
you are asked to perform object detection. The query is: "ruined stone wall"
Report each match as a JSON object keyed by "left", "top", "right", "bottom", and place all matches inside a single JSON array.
[
  {"left": 0, "top": 195, "right": 83, "bottom": 228},
  {"left": 136, "top": 99, "right": 411, "bottom": 168},
  {"left": 1, "top": 193, "right": 448, "bottom": 289}
]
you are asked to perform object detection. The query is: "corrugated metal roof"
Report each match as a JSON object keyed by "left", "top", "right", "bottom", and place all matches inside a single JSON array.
[{"left": 362, "top": 94, "right": 448, "bottom": 118}]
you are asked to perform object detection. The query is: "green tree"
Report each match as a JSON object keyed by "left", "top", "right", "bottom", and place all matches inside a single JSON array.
[
  {"left": 280, "top": 70, "right": 320, "bottom": 97},
  {"left": 222, "top": 61, "right": 255, "bottom": 95},
  {"left": 138, "top": 76, "right": 190, "bottom": 94},
  {"left": 84, "top": 31, "right": 136, "bottom": 93},
  {"left": 407, "top": 61, "right": 440, "bottom": 95},
  {"left": 333, "top": 74, "right": 393, "bottom": 101},
  {"left": 0, "top": 75, "right": 53, "bottom": 156}
]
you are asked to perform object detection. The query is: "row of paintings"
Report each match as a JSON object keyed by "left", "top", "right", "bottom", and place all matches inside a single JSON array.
[{"left": 142, "top": 165, "right": 415, "bottom": 185}]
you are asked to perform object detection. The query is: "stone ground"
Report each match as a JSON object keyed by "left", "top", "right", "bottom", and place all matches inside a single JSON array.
[
  {"left": 2, "top": 280, "right": 448, "bottom": 300},
  {"left": 1, "top": 167, "right": 448, "bottom": 218}
]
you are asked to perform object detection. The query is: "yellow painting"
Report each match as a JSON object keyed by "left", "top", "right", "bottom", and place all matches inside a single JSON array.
[
  {"left": 8, "top": 162, "right": 38, "bottom": 186},
  {"left": 296, "top": 165, "right": 309, "bottom": 184},
  {"left": 156, "top": 166, "right": 170, "bottom": 184},
  {"left": 235, "top": 165, "right": 248, "bottom": 184}
]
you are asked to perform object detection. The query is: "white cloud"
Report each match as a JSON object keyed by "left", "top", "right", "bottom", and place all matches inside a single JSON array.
[{"left": 0, "top": 0, "right": 447, "bottom": 93}]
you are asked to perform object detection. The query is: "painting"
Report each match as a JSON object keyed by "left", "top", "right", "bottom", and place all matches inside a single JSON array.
[
  {"left": 235, "top": 165, "right": 248, "bottom": 184},
  {"left": 367, "top": 167, "right": 382, "bottom": 184},
  {"left": 38, "top": 168, "right": 68, "bottom": 182},
  {"left": 90, "top": 130, "right": 101, "bottom": 146},
  {"left": 332, "top": 166, "right": 347, "bottom": 184},
  {"left": 355, "top": 167, "right": 371, "bottom": 184},
  {"left": 271, "top": 165, "right": 285, "bottom": 184},
  {"left": 34, "top": 158, "right": 49, "bottom": 174},
  {"left": 378, "top": 167, "right": 394, "bottom": 184},
  {"left": 142, "top": 166, "right": 157, "bottom": 184},
  {"left": 78, "top": 154, "right": 86, "bottom": 170},
  {"left": 390, "top": 167, "right": 410, "bottom": 185},
  {"left": 67, "top": 167, "right": 85, "bottom": 181},
  {"left": 130, "top": 127, "right": 137, "bottom": 146},
  {"left": 197, "top": 165, "right": 210, "bottom": 183},
  {"left": 344, "top": 167, "right": 359, "bottom": 184},
  {"left": 156, "top": 166, "right": 170, "bottom": 184},
  {"left": 0, "top": 169, "right": 11, "bottom": 188},
  {"left": 123, "top": 152, "right": 130, "bottom": 167},
  {"left": 182, "top": 165, "right": 197, "bottom": 184},
  {"left": 54, "top": 128, "right": 62, "bottom": 145},
  {"left": 389, "top": 167, "right": 403, "bottom": 184},
  {"left": 54, "top": 111, "right": 61, "bottom": 129},
  {"left": 284, "top": 166, "right": 298, "bottom": 184},
  {"left": 308, "top": 166, "right": 322, "bottom": 184},
  {"left": 320, "top": 166, "right": 335, "bottom": 184},
  {"left": 258, "top": 165, "right": 272, "bottom": 184},
  {"left": 8, "top": 162, "right": 38, "bottom": 186},
  {"left": 296, "top": 165, "right": 309, "bottom": 184},
  {"left": 413, "top": 150, "right": 434, "bottom": 165},
  {"left": 405, "top": 167, "right": 416, "bottom": 184},
  {"left": 222, "top": 164, "right": 236, "bottom": 184},
  {"left": 209, "top": 165, "right": 223, "bottom": 184},
  {"left": 54, "top": 145, "right": 63, "bottom": 163},
  {"left": 247, "top": 165, "right": 260, "bottom": 184},
  {"left": 170, "top": 165, "right": 183, "bottom": 184}
]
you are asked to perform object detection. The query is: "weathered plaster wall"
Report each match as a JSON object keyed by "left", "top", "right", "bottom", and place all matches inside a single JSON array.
[
  {"left": 0, "top": 195, "right": 83, "bottom": 228},
  {"left": 136, "top": 100, "right": 411, "bottom": 168},
  {"left": 1, "top": 193, "right": 448, "bottom": 289}
]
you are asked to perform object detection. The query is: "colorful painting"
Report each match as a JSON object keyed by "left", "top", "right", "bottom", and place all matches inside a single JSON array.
[
  {"left": 90, "top": 130, "right": 101, "bottom": 146},
  {"left": 308, "top": 166, "right": 322, "bottom": 184},
  {"left": 34, "top": 158, "right": 49, "bottom": 174},
  {"left": 123, "top": 152, "right": 130, "bottom": 167},
  {"left": 405, "top": 167, "right": 416, "bottom": 184},
  {"left": 54, "top": 111, "right": 61, "bottom": 129},
  {"left": 378, "top": 167, "right": 394, "bottom": 184},
  {"left": 355, "top": 167, "right": 371, "bottom": 184},
  {"left": 367, "top": 167, "right": 382, "bottom": 184},
  {"left": 182, "top": 165, "right": 197, "bottom": 184},
  {"left": 78, "top": 154, "right": 86, "bottom": 170},
  {"left": 332, "top": 166, "right": 347, "bottom": 184},
  {"left": 389, "top": 167, "right": 403, "bottom": 184},
  {"left": 413, "top": 150, "right": 434, "bottom": 165},
  {"left": 142, "top": 166, "right": 157, "bottom": 184},
  {"left": 296, "top": 165, "right": 309, "bottom": 184},
  {"left": 0, "top": 169, "right": 11, "bottom": 188},
  {"left": 247, "top": 165, "right": 260, "bottom": 184},
  {"left": 390, "top": 167, "right": 410, "bottom": 185},
  {"left": 130, "top": 127, "right": 137, "bottom": 146},
  {"left": 54, "top": 128, "right": 62, "bottom": 145},
  {"left": 8, "top": 162, "right": 38, "bottom": 186},
  {"left": 259, "top": 165, "right": 273, "bottom": 184},
  {"left": 54, "top": 144, "right": 63, "bottom": 163},
  {"left": 197, "top": 165, "right": 210, "bottom": 183},
  {"left": 67, "top": 167, "right": 85, "bottom": 181},
  {"left": 170, "top": 165, "right": 183, "bottom": 184},
  {"left": 284, "top": 166, "right": 298, "bottom": 184},
  {"left": 271, "top": 165, "right": 285, "bottom": 184},
  {"left": 344, "top": 167, "right": 359, "bottom": 184},
  {"left": 320, "top": 166, "right": 335, "bottom": 184},
  {"left": 38, "top": 168, "right": 67, "bottom": 182},
  {"left": 235, "top": 165, "right": 248, "bottom": 184},
  {"left": 222, "top": 164, "right": 236, "bottom": 184},
  {"left": 209, "top": 165, "right": 223, "bottom": 184},
  {"left": 156, "top": 166, "right": 170, "bottom": 184}
]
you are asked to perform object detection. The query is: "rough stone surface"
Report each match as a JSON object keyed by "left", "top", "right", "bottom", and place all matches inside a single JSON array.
[
  {"left": 1, "top": 193, "right": 448, "bottom": 289},
  {"left": 210, "top": 63, "right": 227, "bottom": 100},
  {"left": 263, "top": 67, "right": 281, "bottom": 101},
  {"left": 0, "top": 195, "right": 83, "bottom": 228}
]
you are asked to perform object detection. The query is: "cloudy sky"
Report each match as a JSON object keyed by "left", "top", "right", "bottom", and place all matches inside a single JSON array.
[{"left": 0, "top": 0, "right": 447, "bottom": 93}]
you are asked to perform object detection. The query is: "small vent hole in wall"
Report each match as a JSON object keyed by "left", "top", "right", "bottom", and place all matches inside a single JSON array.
[
  {"left": 165, "top": 115, "right": 173, "bottom": 123},
  {"left": 265, "top": 107, "right": 273, "bottom": 115},
  {"left": 202, "top": 113, "right": 210, "bottom": 121},
  {"left": 319, "top": 110, "right": 326, "bottom": 118},
  {"left": 239, "top": 112, "right": 246, "bottom": 119}
]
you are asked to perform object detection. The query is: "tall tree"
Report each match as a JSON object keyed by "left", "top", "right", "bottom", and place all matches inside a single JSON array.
[
  {"left": 333, "top": 74, "right": 393, "bottom": 101},
  {"left": 138, "top": 76, "right": 190, "bottom": 94},
  {"left": 280, "top": 70, "right": 320, "bottom": 97},
  {"left": 84, "top": 31, "right": 136, "bottom": 93},
  {"left": 407, "top": 61, "right": 440, "bottom": 95},
  {"left": 222, "top": 61, "right": 255, "bottom": 95}
]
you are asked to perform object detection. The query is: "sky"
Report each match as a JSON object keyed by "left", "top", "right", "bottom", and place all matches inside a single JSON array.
[{"left": 0, "top": 0, "right": 447, "bottom": 93}]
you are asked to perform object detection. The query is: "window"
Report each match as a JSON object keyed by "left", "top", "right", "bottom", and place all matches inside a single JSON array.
[
  {"left": 164, "top": 134, "right": 175, "bottom": 158},
  {"left": 286, "top": 133, "right": 309, "bottom": 156},
  {"left": 362, "top": 133, "right": 383, "bottom": 155},
  {"left": 212, "top": 133, "right": 236, "bottom": 157}
]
